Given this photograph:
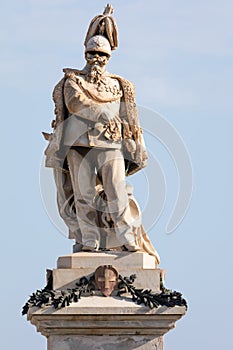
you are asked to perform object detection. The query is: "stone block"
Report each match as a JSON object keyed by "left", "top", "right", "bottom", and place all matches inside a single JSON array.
[
  {"left": 52, "top": 268, "right": 161, "bottom": 291},
  {"left": 28, "top": 298, "right": 186, "bottom": 349},
  {"left": 47, "top": 335, "right": 164, "bottom": 350},
  {"left": 57, "top": 251, "right": 157, "bottom": 270}
]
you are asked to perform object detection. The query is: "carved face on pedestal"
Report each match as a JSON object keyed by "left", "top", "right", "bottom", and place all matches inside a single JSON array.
[{"left": 95, "top": 265, "right": 118, "bottom": 297}]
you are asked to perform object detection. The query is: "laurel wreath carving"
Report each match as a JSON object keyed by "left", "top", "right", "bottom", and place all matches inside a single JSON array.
[
  {"left": 22, "top": 272, "right": 187, "bottom": 316},
  {"left": 118, "top": 274, "right": 187, "bottom": 309}
]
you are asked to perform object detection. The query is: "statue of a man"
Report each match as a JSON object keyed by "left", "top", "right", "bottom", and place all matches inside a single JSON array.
[{"left": 43, "top": 5, "right": 159, "bottom": 261}]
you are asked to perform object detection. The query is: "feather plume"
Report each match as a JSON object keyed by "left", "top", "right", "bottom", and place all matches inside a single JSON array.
[
  {"left": 84, "top": 4, "right": 118, "bottom": 50},
  {"left": 105, "top": 16, "right": 114, "bottom": 48}
]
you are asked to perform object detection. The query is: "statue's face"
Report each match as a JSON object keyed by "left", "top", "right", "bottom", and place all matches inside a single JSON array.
[
  {"left": 85, "top": 51, "right": 110, "bottom": 68},
  {"left": 85, "top": 51, "right": 110, "bottom": 83},
  {"left": 95, "top": 265, "right": 118, "bottom": 297}
]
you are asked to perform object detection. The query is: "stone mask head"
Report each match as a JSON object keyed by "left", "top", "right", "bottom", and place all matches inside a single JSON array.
[{"left": 95, "top": 265, "right": 118, "bottom": 297}]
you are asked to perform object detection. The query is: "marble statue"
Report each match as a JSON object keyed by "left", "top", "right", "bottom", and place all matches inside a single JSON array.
[{"left": 43, "top": 4, "right": 160, "bottom": 262}]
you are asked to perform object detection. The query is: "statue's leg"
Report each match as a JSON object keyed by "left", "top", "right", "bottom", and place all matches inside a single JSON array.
[
  {"left": 53, "top": 168, "right": 82, "bottom": 244},
  {"left": 66, "top": 147, "right": 100, "bottom": 250},
  {"left": 96, "top": 149, "right": 137, "bottom": 246}
]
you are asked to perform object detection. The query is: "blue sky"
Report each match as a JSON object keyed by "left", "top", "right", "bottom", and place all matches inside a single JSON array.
[{"left": 1, "top": 1, "right": 232, "bottom": 349}]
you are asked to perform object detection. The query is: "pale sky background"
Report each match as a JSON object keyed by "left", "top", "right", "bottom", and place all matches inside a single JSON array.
[{"left": 1, "top": 0, "right": 233, "bottom": 349}]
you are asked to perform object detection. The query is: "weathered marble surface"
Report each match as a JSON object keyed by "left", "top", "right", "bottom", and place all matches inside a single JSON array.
[
  {"left": 52, "top": 267, "right": 161, "bottom": 291},
  {"left": 54, "top": 251, "right": 160, "bottom": 291},
  {"left": 29, "top": 298, "right": 185, "bottom": 349},
  {"left": 43, "top": 3, "right": 158, "bottom": 258},
  {"left": 28, "top": 251, "right": 185, "bottom": 350},
  {"left": 48, "top": 335, "right": 164, "bottom": 350},
  {"left": 57, "top": 251, "right": 157, "bottom": 269}
]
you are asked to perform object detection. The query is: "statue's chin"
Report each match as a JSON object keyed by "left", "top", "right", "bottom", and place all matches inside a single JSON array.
[{"left": 102, "top": 288, "right": 113, "bottom": 297}]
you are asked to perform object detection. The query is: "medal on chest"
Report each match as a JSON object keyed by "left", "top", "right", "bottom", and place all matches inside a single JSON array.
[{"left": 76, "top": 76, "right": 123, "bottom": 103}]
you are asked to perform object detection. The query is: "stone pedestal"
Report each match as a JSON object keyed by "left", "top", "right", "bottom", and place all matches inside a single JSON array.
[
  {"left": 54, "top": 251, "right": 161, "bottom": 291},
  {"left": 28, "top": 299, "right": 185, "bottom": 350},
  {"left": 27, "top": 252, "right": 186, "bottom": 349}
]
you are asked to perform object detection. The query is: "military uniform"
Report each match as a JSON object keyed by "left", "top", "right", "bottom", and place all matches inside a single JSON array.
[
  {"left": 44, "top": 35, "right": 148, "bottom": 251},
  {"left": 62, "top": 70, "right": 135, "bottom": 249}
]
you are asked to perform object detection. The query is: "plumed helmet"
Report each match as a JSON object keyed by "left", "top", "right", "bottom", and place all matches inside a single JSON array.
[
  {"left": 85, "top": 35, "right": 112, "bottom": 56},
  {"left": 84, "top": 4, "right": 118, "bottom": 51}
]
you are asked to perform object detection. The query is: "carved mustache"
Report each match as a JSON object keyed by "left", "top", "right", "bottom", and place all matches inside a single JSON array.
[{"left": 86, "top": 56, "right": 108, "bottom": 67}]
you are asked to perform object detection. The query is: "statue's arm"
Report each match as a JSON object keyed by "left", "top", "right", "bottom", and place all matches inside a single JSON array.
[{"left": 64, "top": 78, "right": 99, "bottom": 123}]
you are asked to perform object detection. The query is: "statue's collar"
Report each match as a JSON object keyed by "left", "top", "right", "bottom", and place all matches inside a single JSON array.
[{"left": 63, "top": 67, "right": 111, "bottom": 78}]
